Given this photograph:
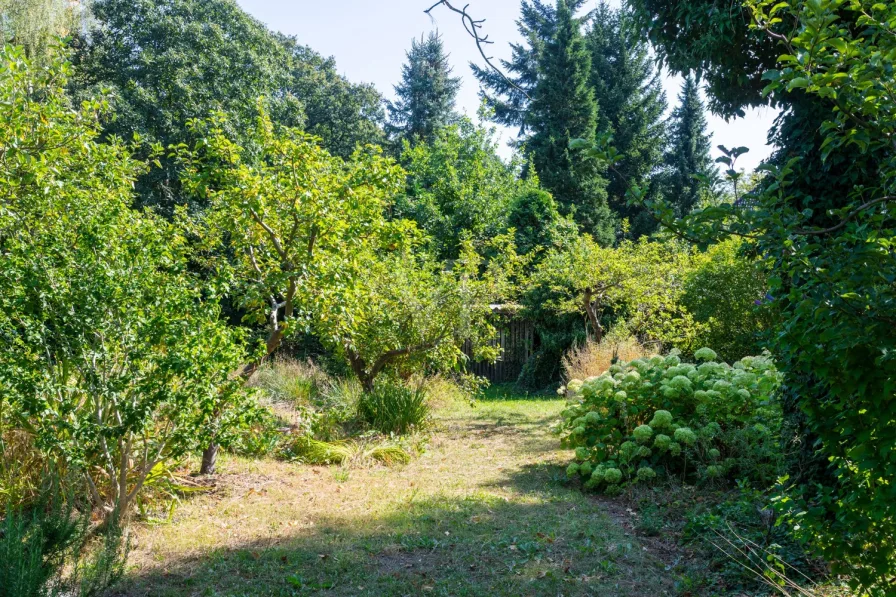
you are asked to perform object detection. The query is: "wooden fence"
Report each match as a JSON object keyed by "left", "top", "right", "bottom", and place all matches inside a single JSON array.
[{"left": 463, "top": 315, "right": 535, "bottom": 383}]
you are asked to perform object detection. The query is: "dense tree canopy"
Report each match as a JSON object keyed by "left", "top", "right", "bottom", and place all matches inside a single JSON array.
[
  {"left": 72, "top": 0, "right": 384, "bottom": 212},
  {"left": 395, "top": 117, "right": 529, "bottom": 260},
  {"left": 587, "top": 4, "right": 667, "bottom": 236},
  {"left": 0, "top": 47, "right": 250, "bottom": 518},
  {"left": 0, "top": 0, "right": 84, "bottom": 60},
  {"left": 525, "top": 0, "right": 613, "bottom": 241},
  {"left": 624, "top": 0, "right": 896, "bottom": 589},
  {"left": 663, "top": 75, "right": 718, "bottom": 218}
]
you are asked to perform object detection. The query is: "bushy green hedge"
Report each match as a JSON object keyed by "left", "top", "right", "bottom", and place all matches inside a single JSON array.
[{"left": 560, "top": 348, "right": 782, "bottom": 491}]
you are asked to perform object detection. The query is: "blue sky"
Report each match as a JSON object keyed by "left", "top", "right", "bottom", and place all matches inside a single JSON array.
[{"left": 236, "top": 0, "right": 778, "bottom": 172}]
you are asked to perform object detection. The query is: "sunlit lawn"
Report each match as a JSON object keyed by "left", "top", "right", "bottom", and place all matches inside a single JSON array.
[{"left": 114, "top": 388, "right": 672, "bottom": 596}]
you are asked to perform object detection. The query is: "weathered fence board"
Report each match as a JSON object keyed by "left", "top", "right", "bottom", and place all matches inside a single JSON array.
[{"left": 463, "top": 316, "right": 535, "bottom": 383}]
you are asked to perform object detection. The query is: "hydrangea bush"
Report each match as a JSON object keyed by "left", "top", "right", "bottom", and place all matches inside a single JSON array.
[{"left": 560, "top": 348, "right": 782, "bottom": 491}]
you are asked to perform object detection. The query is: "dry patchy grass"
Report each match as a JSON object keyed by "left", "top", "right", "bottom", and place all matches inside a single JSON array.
[{"left": 113, "top": 392, "right": 674, "bottom": 596}]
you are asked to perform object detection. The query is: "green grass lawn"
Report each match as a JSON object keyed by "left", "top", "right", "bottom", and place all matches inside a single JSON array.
[{"left": 114, "top": 389, "right": 674, "bottom": 596}]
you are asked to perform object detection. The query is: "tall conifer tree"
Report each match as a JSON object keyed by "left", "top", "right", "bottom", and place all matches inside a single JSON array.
[
  {"left": 587, "top": 4, "right": 667, "bottom": 236},
  {"left": 472, "top": 0, "right": 587, "bottom": 135},
  {"left": 664, "top": 75, "right": 717, "bottom": 217},
  {"left": 387, "top": 31, "right": 461, "bottom": 144},
  {"left": 525, "top": 0, "right": 613, "bottom": 242}
]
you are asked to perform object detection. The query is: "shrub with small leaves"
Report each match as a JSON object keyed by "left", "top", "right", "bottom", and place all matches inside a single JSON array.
[{"left": 559, "top": 348, "right": 781, "bottom": 490}]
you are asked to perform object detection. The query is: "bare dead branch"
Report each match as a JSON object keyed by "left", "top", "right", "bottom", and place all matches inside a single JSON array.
[{"left": 424, "top": 0, "right": 531, "bottom": 100}]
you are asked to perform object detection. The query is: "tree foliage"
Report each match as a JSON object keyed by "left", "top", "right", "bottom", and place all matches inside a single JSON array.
[
  {"left": 662, "top": 75, "right": 718, "bottom": 218},
  {"left": 623, "top": 0, "right": 896, "bottom": 589},
  {"left": 72, "top": 0, "right": 384, "bottom": 212},
  {"left": 0, "top": 0, "right": 84, "bottom": 60},
  {"left": 525, "top": 0, "right": 613, "bottom": 241},
  {"left": 587, "top": 3, "right": 667, "bottom": 236},
  {"left": 387, "top": 31, "right": 461, "bottom": 145},
  {"left": 395, "top": 117, "right": 528, "bottom": 259},
  {"left": 0, "top": 47, "right": 251, "bottom": 519}
]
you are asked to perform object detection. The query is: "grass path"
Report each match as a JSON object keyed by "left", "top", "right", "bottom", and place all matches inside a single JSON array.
[{"left": 116, "top": 396, "right": 673, "bottom": 596}]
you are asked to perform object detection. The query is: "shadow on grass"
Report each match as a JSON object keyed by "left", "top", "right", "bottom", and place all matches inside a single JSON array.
[
  {"left": 114, "top": 464, "right": 672, "bottom": 597},
  {"left": 114, "top": 497, "right": 669, "bottom": 597}
]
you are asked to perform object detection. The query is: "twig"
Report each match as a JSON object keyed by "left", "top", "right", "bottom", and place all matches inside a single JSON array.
[
  {"left": 424, "top": 0, "right": 531, "bottom": 99},
  {"left": 793, "top": 196, "right": 895, "bottom": 236}
]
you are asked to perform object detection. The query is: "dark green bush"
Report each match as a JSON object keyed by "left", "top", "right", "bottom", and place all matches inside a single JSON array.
[{"left": 358, "top": 379, "right": 430, "bottom": 435}]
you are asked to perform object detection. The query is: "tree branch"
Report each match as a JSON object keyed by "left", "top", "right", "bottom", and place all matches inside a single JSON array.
[
  {"left": 425, "top": 0, "right": 531, "bottom": 100},
  {"left": 793, "top": 196, "right": 895, "bottom": 236}
]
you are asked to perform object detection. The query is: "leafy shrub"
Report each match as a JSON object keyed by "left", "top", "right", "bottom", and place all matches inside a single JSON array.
[
  {"left": 681, "top": 487, "right": 826, "bottom": 593},
  {"left": 560, "top": 348, "right": 782, "bottom": 490},
  {"left": 358, "top": 379, "right": 431, "bottom": 435},
  {"left": 0, "top": 46, "right": 252, "bottom": 519},
  {"left": 682, "top": 239, "right": 772, "bottom": 362}
]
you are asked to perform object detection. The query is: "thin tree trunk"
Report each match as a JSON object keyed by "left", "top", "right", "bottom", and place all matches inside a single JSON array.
[
  {"left": 200, "top": 443, "right": 219, "bottom": 475},
  {"left": 200, "top": 282, "right": 296, "bottom": 475}
]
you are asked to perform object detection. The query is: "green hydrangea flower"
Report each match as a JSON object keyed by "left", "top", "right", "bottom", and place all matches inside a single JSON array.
[
  {"left": 566, "top": 463, "right": 579, "bottom": 477},
  {"left": 573, "top": 426, "right": 586, "bottom": 436},
  {"left": 585, "top": 411, "right": 601, "bottom": 424},
  {"left": 636, "top": 466, "right": 657, "bottom": 481},
  {"left": 591, "top": 466, "right": 606, "bottom": 481},
  {"left": 633, "top": 424, "right": 653, "bottom": 443},
  {"left": 705, "top": 465, "right": 723, "bottom": 478},
  {"left": 649, "top": 410, "right": 673, "bottom": 428},
  {"left": 637, "top": 446, "right": 652, "bottom": 458},
  {"left": 619, "top": 441, "right": 638, "bottom": 457},
  {"left": 694, "top": 347, "right": 718, "bottom": 361},
  {"left": 609, "top": 364, "right": 623, "bottom": 374},
  {"left": 614, "top": 390, "right": 628, "bottom": 401},
  {"left": 713, "top": 380, "right": 732, "bottom": 392},
  {"left": 664, "top": 354, "right": 681, "bottom": 366},
  {"left": 594, "top": 375, "right": 617, "bottom": 392},
  {"left": 669, "top": 375, "right": 693, "bottom": 391},
  {"left": 603, "top": 468, "right": 623, "bottom": 484},
  {"left": 701, "top": 422, "right": 722, "bottom": 438},
  {"left": 737, "top": 388, "right": 751, "bottom": 400},
  {"left": 654, "top": 434, "right": 671, "bottom": 451},
  {"left": 623, "top": 370, "right": 641, "bottom": 384},
  {"left": 583, "top": 477, "right": 597, "bottom": 490},
  {"left": 567, "top": 379, "right": 584, "bottom": 394},
  {"left": 708, "top": 448, "right": 721, "bottom": 460},
  {"left": 579, "top": 461, "right": 593, "bottom": 477},
  {"left": 669, "top": 442, "right": 682, "bottom": 456},
  {"left": 674, "top": 427, "right": 697, "bottom": 446},
  {"left": 575, "top": 447, "right": 589, "bottom": 461}
]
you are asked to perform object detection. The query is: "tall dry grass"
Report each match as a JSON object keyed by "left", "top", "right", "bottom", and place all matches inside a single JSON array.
[{"left": 561, "top": 336, "right": 658, "bottom": 382}]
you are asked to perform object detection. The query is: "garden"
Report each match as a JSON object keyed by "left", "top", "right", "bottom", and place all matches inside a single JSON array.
[{"left": 1, "top": 0, "right": 894, "bottom": 595}]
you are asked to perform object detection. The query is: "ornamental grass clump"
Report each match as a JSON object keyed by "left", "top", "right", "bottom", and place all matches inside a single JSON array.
[{"left": 559, "top": 348, "right": 782, "bottom": 491}]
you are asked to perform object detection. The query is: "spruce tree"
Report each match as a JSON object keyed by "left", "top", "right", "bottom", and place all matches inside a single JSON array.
[
  {"left": 525, "top": 0, "right": 613, "bottom": 242},
  {"left": 587, "top": 4, "right": 667, "bottom": 236},
  {"left": 471, "top": 0, "right": 588, "bottom": 135},
  {"left": 664, "top": 75, "right": 717, "bottom": 218},
  {"left": 387, "top": 31, "right": 461, "bottom": 144}
]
